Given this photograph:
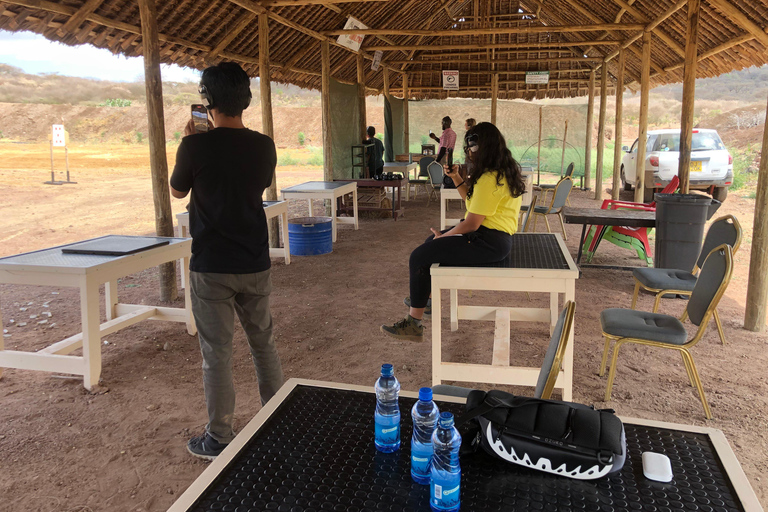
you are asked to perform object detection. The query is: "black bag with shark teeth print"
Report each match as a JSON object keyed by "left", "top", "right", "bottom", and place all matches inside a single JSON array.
[{"left": 456, "top": 390, "right": 626, "bottom": 480}]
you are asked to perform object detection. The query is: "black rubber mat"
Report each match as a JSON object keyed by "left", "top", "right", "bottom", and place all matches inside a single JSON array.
[
  {"left": 185, "top": 386, "right": 744, "bottom": 511},
  {"left": 508, "top": 233, "right": 570, "bottom": 270}
]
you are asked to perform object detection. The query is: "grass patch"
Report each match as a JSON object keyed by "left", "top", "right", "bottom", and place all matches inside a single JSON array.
[{"left": 276, "top": 146, "right": 324, "bottom": 167}]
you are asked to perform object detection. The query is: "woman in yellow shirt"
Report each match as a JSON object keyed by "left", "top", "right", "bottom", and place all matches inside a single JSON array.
[{"left": 381, "top": 122, "right": 526, "bottom": 341}]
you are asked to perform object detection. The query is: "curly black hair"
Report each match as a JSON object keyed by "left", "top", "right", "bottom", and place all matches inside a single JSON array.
[{"left": 464, "top": 122, "right": 525, "bottom": 199}]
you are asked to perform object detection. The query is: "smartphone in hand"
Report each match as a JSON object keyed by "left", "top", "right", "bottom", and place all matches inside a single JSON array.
[{"left": 191, "top": 104, "right": 209, "bottom": 133}]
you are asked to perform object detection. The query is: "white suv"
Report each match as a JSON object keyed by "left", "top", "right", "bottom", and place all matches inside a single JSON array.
[{"left": 620, "top": 128, "right": 733, "bottom": 202}]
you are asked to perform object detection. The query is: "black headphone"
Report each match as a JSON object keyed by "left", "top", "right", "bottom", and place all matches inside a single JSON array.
[
  {"left": 464, "top": 133, "right": 479, "bottom": 153},
  {"left": 198, "top": 83, "right": 252, "bottom": 111}
]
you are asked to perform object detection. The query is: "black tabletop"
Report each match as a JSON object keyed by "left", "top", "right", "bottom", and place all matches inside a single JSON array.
[
  {"left": 181, "top": 385, "right": 746, "bottom": 512},
  {"left": 563, "top": 207, "right": 656, "bottom": 228}
]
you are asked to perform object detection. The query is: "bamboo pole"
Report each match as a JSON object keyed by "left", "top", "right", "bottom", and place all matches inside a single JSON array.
[
  {"left": 744, "top": 95, "right": 768, "bottom": 331},
  {"left": 357, "top": 52, "right": 367, "bottom": 141},
  {"left": 612, "top": 49, "right": 625, "bottom": 200},
  {"left": 561, "top": 119, "right": 568, "bottom": 175},
  {"left": 138, "top": 0, "right": 176, "bottom": 301},
  {"left": 365, "top": 40, "right": 622, "bottom": 52},
  {"left": 491, "top": 74, "right": 499, "bottom": 125},
  {"left": 677, "top": 0, "right": 701, "bottom": 194},
  {"left": 594, "top": 63, "right": 608, "bottom": 200},
  {"left": 537, "top": 106, "right": 542, "bottom": 185},
  {"left": 584, "top": 69, "right": 595, "bottom": 191},
  {"left": 634, "top": 31, "right": 652, "bottom": 202},
  {"left": 321, "top": 40, "right": 333, "bottom": 181},
  {"left": 322, "top": 23, "right": 645, "bottom": 37},
  {"left": 260, "top": 13, "right": 279, "bottom": 249},
  {"left": 403, "top": 73, "right": 409, "bottom": 154}
]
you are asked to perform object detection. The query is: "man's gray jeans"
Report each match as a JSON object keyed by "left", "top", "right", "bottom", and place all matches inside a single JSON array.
[{"left": 190, "top": 270, "right": 284, "bottom": 444}]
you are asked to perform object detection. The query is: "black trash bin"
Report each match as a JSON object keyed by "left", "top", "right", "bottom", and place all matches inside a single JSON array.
[{"left": 654, "top": 194, "right": 711, "bottom": 271}]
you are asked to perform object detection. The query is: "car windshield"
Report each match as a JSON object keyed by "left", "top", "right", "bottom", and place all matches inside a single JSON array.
[{"left": 653, "top": 132, "right": 725, "bottom": 152}]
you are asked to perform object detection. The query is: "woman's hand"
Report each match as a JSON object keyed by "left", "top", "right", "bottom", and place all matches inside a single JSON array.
[
  {"left": 430, "top": 227, "right": 443, "bottom": 239},
  {"left": 443, "top": 164, "right": 460, "bottom": 177}
]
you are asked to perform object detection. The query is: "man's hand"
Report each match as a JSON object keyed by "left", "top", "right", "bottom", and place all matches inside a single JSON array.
[
  {"left": 184, "top": 119, "right": 196, "bottom": 137},
  {"left": 429, "top": 132, "right": 438, "bottom": 141}
]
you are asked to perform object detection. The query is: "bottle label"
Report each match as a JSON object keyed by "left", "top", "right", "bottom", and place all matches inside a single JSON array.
[
  {"left": 431, "top": 472, "right": 460, "bottom": 509},
  {"left": 374, "top": 413, "right": 400, "bottom": 446},
  {"left": 411, "top": 442, "right": 432, "bottom": 477}
]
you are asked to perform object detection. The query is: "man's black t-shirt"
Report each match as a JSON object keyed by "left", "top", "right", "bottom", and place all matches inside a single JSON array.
[{"left": 170, "top": 128, "right": 276, "bottom": 274}]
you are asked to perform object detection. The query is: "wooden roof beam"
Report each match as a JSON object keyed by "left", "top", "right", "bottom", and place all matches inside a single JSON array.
[
  {"left": 397, "top": 0, "right": 460, "bottom": 71},
  {"left": 323, "top": 23, "right": 644, "bottom": 37},
  {"left": 405, "top": 69, "right": 591, "bottom": 75},
  {"left": 706, "top": 0, "right": 768, "bottom": 47},
  {"left": 609, "top": 0, "right": 686, "bottom": 57},
  {"left": 55, "top": 0, "right": 105, "bottom": 37},
  {"left": 261, "top": 0, "right": 389, "bottom": 5},
  {"left": 368, "top": 40, "right": 622, "bottom": 51},
  {"left": 387, "top": 57, "right": 603, "bottom": 64},
  {"left": 208, "top": 13, "right": 257, "bottom": 61}
]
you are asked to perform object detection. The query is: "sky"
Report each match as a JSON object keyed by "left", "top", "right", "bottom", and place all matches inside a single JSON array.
[{"left": 0, "top": 30, "right": 201, "bottom": 82}]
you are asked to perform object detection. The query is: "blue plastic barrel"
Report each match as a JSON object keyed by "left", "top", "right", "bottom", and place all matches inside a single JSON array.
[{"left": 288, "top": 217, "right": 333, "bottom": 256}]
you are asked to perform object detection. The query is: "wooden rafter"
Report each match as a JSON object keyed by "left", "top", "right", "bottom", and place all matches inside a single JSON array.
[
  {"left": 367, "top": 40, "right": 622, "bottom": 51},
  {"left": 208, "top": 13, "right": 256, "bottom": 61},
  {"left": 55, "top": 0, "right": 104, "bottom": 37},
  {"left": 323, "top": 23, "right": 644, "bottom": 36}
]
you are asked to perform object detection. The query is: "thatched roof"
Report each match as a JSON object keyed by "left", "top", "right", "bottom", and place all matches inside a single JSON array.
[{"left": 0, "top": 0, "right": 766, "bottom": 100}]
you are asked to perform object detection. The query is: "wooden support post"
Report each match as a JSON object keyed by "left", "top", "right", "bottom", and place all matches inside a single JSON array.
[
  {"left": 537, "top": 106, "right": 542, "bottom": 185},
  {"left": 677, "top": 0, "right": 701, "bottom": 194},
  {"left": 561, "top": 119, "right": 568, "bottom": 175},
  {"left": 138, "top": 0, "right": 176, "bottom": 301},
  {"left": 634, "top": 31, "right": 652, "bottom": 202},
  {"left": 357, "top": 52, "right": 367, "bottom": 141},
  {"left": 491, "top": 73, "right": 499, "bottom": 125},
  {"left": 321, "top": 40, "right": 333, "bottom": 181},
  {"left": 612, "top": 49, "right": 625, "bottom": 200},
  {"left": 402, "top": 73, "right": 409, "bottom": 153},
  {"left": 584, "top": 69, "right": 595, "bottom": 191},
  {"left": 260, "top": 13, "right": 279, "bottom": 249},
  {"left": 594, "top": 63, "right": 608, "bottom": 200},
  {"left": 745, "top": 96, "right": 768, "bottom": 331}
]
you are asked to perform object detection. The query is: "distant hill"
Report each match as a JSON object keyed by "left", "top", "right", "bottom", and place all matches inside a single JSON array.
[{"left": 652, "top": 65, "right": 768, "bottom": 103}]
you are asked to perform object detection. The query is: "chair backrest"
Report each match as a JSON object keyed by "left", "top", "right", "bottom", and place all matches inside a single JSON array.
[
  {"left": 419, "top": 156, "right": 434, "bottom": 177},
  {"left": 564, "top": 162, "right": 575, "bottom": 178},
  {"left": 549, "top": 176, "right": 574, "bottom": 211},
  {"left": 427, "top": 161, "right": 444, "bottom": 185},
  {"left": 520, "top": 195, "right": 538, "bottom": 233},
  {"left": 687, "top": 244, "right": 733, "bottom": 333},
  {"left": 695, "top": 215, "right": 742, "bottom": 271},
  {"left": 535, "top": 300, "right": 576, "bottom": 399},
  {"left": 648, "top": 176, "right": 681, "bottom": 206}
]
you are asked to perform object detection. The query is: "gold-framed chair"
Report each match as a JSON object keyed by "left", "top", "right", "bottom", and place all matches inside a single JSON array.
[
  {"left": 529, "top": 176, "right": 573, "bottom": 240},
  {"left": 432, "top": 300, "right": 576, "bottom": 400},
  {"left": 630, "top": 215, "right": 742, "bottom": 345},
  {"left": 599, "top": 244, "right": 734, "bottom": 419},
  {"left": 534, "top": 162, "right": 575, "bottom": 206}
]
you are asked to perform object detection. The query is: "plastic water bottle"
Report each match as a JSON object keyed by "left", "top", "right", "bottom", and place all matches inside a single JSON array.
[
  {"left": 430, "top": 412, "right": 461, "bottom": 512},
  {"left": 374, "top": 363, "right": 400, "bottom": 452},
  {"left": 411, "top": 387, "right": 440, "bottom": 484}
]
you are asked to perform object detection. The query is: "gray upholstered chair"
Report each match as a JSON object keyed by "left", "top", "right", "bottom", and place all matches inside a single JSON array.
[
  {"left": 410, "top": 156, "right": 434, "bottom": 200},
  {"left": 599, "top": 244, "right": 734, "bottom": 419},
  {"left": 426, "top": 161, "right": 444, "bottom": 206},
  {"left": 519, "top": 195, "right": 537, "bottom": 233},
  {"left": 630, "top": 215, "right": 741, "bottom": 345},
  {"left": 530, "top": 176, "right": 573, "bottom": 240},
  {"left": 433, "top": 300, "right": 575, "bottom": 400},
  {"left": 536, "top": 162, "right": 575, "bottom": 206}
]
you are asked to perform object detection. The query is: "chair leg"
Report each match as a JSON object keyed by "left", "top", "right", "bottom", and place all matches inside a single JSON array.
[
  {"left": 604, "top": 340, "right": 626, "bottom": 401},
  {"left": 544, "top": 215, "right": 552, "bottom": 234},
  {"left": 558, "top": 212, "right": 567, "bottom": 241},
  {"left": 713, "top": 308, "right": 727, "bottom": 345},
  {"left": 533, "top": 213, "right": 539, "bottom": 232},
  {"left": 652, "top": 292, "right": 663, "bottom": 313},
  {"left": 680, "top": 351, "right": 696, "bottom": 387},
  {"left": 681, "top": 349, "right": 713, "bottom": 419},
  {"left": 630, "top": 281, "right": 641, "bottom": 309},
  {"left": 599, "top": 336, "right": 612, "bottom": 377},
  {"left": 525, "top": 292, "right": 532, "bottom": 302}
]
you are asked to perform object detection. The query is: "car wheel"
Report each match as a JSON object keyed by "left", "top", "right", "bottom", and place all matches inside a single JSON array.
[
  {"left": 621, "top": 166, "right": 632, "bottom": 191},
  {"left": 713, "top": 187, "right": 728, "bottom": 203}
]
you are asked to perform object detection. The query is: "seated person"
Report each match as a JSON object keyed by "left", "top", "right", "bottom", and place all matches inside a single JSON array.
[
  {"left": 364, "top": 126, "right": 385, "bottom": 178},
  {"left": 381, "top": 122, "right": 526, "bottom": 341}
]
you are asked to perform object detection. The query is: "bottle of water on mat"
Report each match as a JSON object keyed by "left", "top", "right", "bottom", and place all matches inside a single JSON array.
[
  {"left": 430, "top": 412, "right": 462, "bottom": 512},
  {"left": 411, "top": 387, "right": 440, "bottom": 484},
  {"left": 374, "top": 363, "right": 401, "bottom": 452}
]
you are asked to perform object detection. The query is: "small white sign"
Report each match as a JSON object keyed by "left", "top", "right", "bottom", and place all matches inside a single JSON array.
[
  {"left": 442, "top": 70, "right": 459, "bottom": 90},
  {"left": 525, "top": 71, "right": 550, "bottom": 84},
  {"left": 371, "top": 50, "right": 383, "bottom": 71},
  {"left": 337, "top": 17, "right": 367, "bottom": 52},
  {"left": 52, "top": 125, "right": 66, "bottom": 147}
]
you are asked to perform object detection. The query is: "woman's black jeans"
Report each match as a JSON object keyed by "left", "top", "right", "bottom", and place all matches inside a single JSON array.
[{"left": 408, "top": 225, "right": 514, "bottom": 309}]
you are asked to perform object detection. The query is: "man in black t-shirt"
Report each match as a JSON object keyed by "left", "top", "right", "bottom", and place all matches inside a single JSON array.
[
  {"left": 364, "top": 126, "right": 384, "bottom": 178},
  {"left": 170, "top": 62, "right": 284, "bottom": 460}
]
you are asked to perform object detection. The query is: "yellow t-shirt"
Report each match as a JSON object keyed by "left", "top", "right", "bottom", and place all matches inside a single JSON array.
[{"left": 464, "top": 171, "right": 521, "bottom": 235}]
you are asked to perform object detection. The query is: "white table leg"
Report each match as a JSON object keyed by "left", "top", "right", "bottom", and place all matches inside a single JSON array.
[
  {"left": 80, "top": 276, "right": 102, "bottom": 390},
  {"left": 179, "top": 223, "right": 188, "bottom": 289},
  {"left": 0, "top": 302, "right": 4, "bottom": 380},
  {"left": 450, "top": 289, "right": 458, "bottom": 331},
  {"left": 440, "top": 193, "right": 447, "bottom": 231},
  {"left": 352, "top": 189, "right": 359, "bottom": 230},
  {"left": 183, "top": 254, "right": 197, "bottom": 336},
  {"left": 432, "top": 284, "right": 442, "bottom": 386},
  {"left": 406, "top": 179, "right": 410, "bottom": 201},
  {"left": 281, "top": 211, "right": 291, "bottom": 265},
  {"left": 550, "top": 292, "right": 558, "bottom": 336},
  {"left": 562, "top": 279, "right": 576, "bottom": 401},
  {"left": 105, "top": 279, "right": 118, "bottom": 321},
  {"left": 308, "top": 198, "right": 313, "bottom": 217},
  {"left": 330, "top": 195, "right": 338, "bottom": 242}
]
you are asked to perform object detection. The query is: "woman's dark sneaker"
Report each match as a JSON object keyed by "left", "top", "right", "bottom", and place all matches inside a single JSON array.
[{"left": 381, "top": 315, "right": 424, "bottom": 342}]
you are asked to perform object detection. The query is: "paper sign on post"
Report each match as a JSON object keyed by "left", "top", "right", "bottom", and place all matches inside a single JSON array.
[
  {"left": 52, "top": 125, "right": 66, "bottom": 147},
  {"left": 525, "top": 71, "right": 550, "bottom": 84},
  {"left": 371, "top": 50, "right": 383, "bottom": 71},
  {"left": 337, "top": 17, "right": 367, "bottom": 52},
  {"left": 442, "top": 70, "right": 459, "bottom": 90}
]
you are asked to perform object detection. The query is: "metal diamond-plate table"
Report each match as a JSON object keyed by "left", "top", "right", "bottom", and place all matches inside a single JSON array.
[{"left": 168, "top": 380, "right": 761, "bottom": 512}]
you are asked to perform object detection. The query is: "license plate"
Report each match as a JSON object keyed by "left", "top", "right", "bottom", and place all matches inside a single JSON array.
[{"left": 690, "top": 161, "right": 703, "bottom": 173}]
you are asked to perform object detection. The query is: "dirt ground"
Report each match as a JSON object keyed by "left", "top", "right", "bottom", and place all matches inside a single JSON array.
[{"left": 1, "top": 145, "right": 767, "bottom": 512}]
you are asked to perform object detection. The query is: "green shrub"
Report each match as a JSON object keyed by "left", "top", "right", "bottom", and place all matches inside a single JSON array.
[
  {"left": 298, "top": 132, "right": 306, "bottom": 146},
  {"left": 420, "top": 135, "right": 429, "bottom": 145},
  {"left": 136, "top": 131, "right": 143, "bottom": 143},
  {"left": 100, "top": 98, "right": 132, "bottom": 107},
  {"left": 375, "top": 133, "right": 384, "bottom": 141},
  {"left": 174, "top": 131, "right": 181, "bottom": 142},
  {"left": 277, "top": 152, "right": 297, "bottom": 166}
]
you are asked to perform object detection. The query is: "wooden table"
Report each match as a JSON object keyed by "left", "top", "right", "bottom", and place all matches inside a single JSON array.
[
  {"left": 564, "top": 207, "right": 656, "bottom": 269},
  {"left": 168, "top": 379, "right": 762, "bottom": 512},
  {"left": 340, "top": 178, "right": 406, "bottom": 220},
  {"left": 431, "top": 233, "right": 578, "bottom": 400},
  {"left": 176, "top": 200, "right": 290, "bottom": 289},
  {"left": 0, "top": 235, "right": 195, "bottom": 390},
  {"left": 281, "top": 181, "right": 358, "bottom": 242},
  {"left": 384, "top": 161, "right": 418, "bottom": 200}
]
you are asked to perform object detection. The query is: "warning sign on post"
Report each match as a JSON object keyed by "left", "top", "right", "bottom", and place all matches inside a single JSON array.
[
  {"left": 52, "top": 125, "right": 66, "bottom": 147},
  {"left": 337, "top": 17, "right": 367, "bottom": 52},
  {"left": 371, "top": 50, "right": 383, "bottom": 71},
  {"left": 442, "top": 70, "right": 459, "bottom": 90},
  {"left": 525, "top": 71, "right": 550, "bottom": 84}
]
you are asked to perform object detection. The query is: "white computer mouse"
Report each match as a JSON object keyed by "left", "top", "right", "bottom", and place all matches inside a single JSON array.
[{"left": 642, "top": 451, "right": 673, "bottom": 482}]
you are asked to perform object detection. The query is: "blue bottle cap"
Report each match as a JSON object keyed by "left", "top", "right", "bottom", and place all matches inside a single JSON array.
[
  {"left": 418, "top": 387, "right": 433, "bottom": 402},
  {"left": 439, "top": 411, "right": 454, "bottom": 428},
  {"left": 380, "top": 363, "right": 394, "bottom": 376}
]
